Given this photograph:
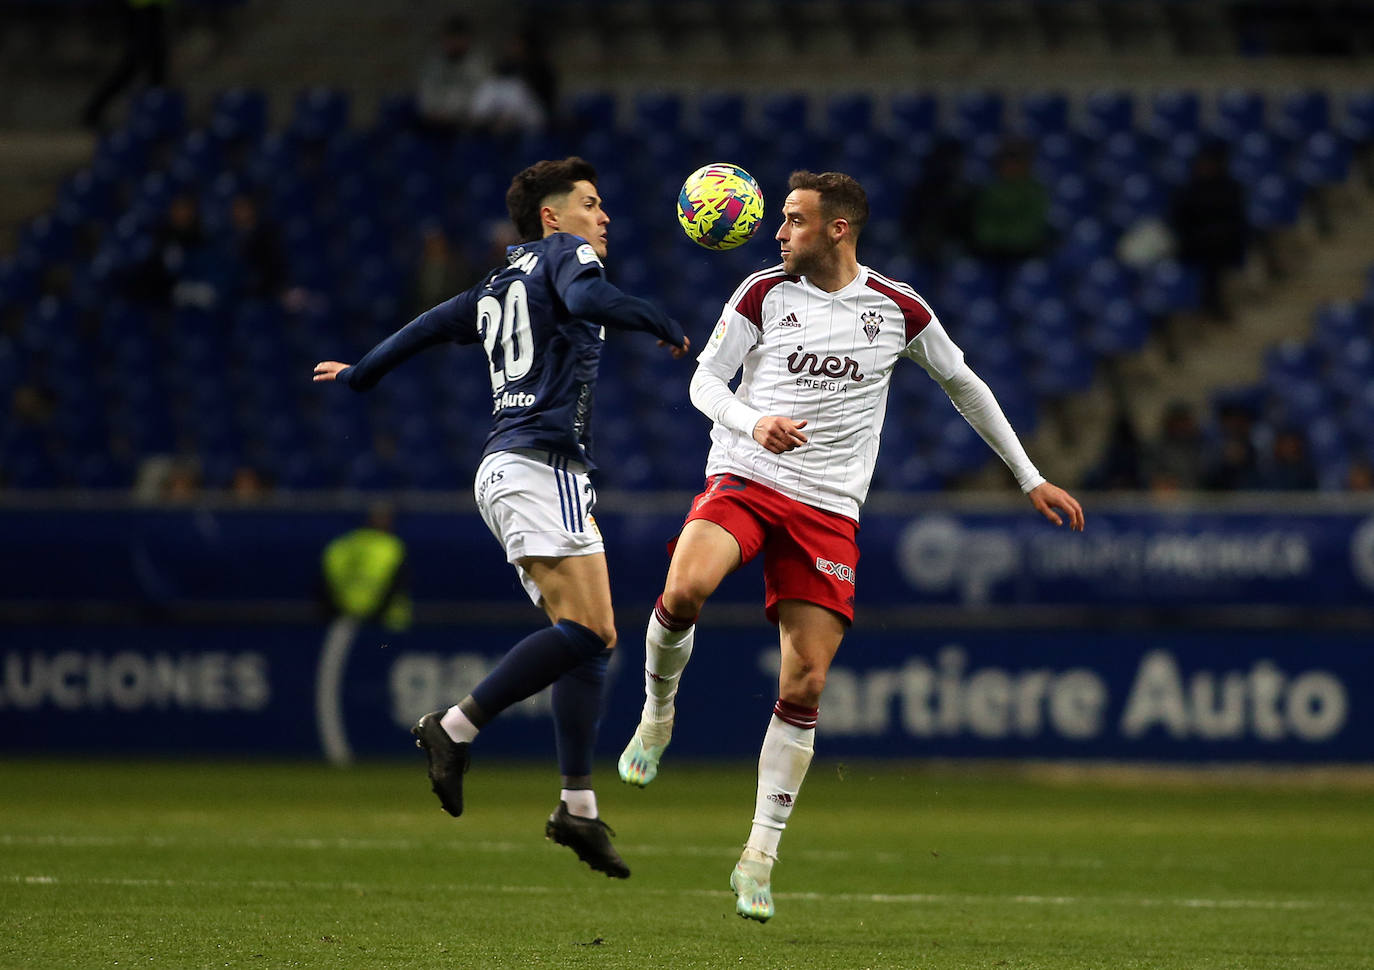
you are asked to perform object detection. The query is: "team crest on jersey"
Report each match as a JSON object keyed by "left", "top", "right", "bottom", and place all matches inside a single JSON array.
[
  {"left": 861, "top": 310, "right": 883, "bottom": 344},
  {"left": 575, "top": 243, "right": 602, "bottom": 266}
]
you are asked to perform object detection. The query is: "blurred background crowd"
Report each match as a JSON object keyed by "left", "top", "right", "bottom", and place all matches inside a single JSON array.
[{"left": 3, "top": 0, "right": 1374, "bottom": 500}]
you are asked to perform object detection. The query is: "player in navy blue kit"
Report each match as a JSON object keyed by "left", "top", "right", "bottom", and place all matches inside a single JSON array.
[{"left": 314, "top": 157, "right": 688, "bottom": 877}]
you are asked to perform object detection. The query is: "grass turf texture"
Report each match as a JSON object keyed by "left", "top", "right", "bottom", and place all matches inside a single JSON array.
[{"left": 2, "top": 760, "right": 1371, "bottom": 970}]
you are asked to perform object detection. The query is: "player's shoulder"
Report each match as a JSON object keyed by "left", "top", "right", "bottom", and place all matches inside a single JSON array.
[
  {"left": 862, "top": 266, "right": 936, "bottom": 337},
  {"left": 730, "top": 264, "right": 798, "bottom": 328},
  {"left": 544, "top": 231, "right": 604, "bottom": 269}
]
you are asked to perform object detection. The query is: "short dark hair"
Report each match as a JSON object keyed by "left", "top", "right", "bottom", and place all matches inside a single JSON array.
[
  {"left": 505, "top": 156, "right": 599, "bottom": 241},
  {"left": 787, "top": 170, "right": 869, "bottom": 235}
]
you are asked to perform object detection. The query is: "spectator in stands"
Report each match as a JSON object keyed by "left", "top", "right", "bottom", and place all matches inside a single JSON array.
[
  {"left": 471, "top": 43, "right": 549, "bottom": 136},
  {"left": 1203, "top": 402, "right": 1261, "bottom": 490},
  {"left": 1146, "top": 400, "right": 1207, "bottom": 492},
  {"left": 227, "top": 192, "right": 287, "bottom": 305},
  {"left": 1082, "top": 406, "right": 1146, "bottom": 491},
  {"left": 968, "top": 138, "right": 1051, "bottom": 269},
  {"left": 1347, "top": 459, "right": 1374, "bottom": 491},
  {"left": 1169, "top": 142, "right": 1249, "bottom": 322},
  {"left": 230, "top": 464, "right": 272, "bottom": 502},
  {"left": 415, "top": 15, "right": 491, "bottom": 137},
  {"left": 412, "top": 221, "right": 474, "bottom": 315},
  {"left": 127, "top": 192, "right": 220, "bottom": 310},
  {"left": 81, "top": 0, "right": 170, "bottom": 130},
  {"left": 510, "top": 23, "right": 559, "bottom": 123},
  {"left": 900, "top": 137, "right": 973, "bottom": 270},
  {"left": 1258, "top": 427, "right": 1318, "bottom": 490}
]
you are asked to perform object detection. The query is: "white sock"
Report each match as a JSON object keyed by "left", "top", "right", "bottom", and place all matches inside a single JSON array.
[
  {"left": 643, "top": 607, "right": 695, "bottom": 726},
  {"left": 440, "top": 705, "right": 478, "bottom": 743},
  {"left": 561, "top": 788, "right": 597, "bottom": 818},
  {"left": 745, "top": 712, "right": 815, "bottom": 860}
]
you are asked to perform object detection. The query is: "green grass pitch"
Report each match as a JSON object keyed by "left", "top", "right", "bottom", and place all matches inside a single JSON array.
[{"left": 2, "top": 758, "right": 1371, "bottom": 969}]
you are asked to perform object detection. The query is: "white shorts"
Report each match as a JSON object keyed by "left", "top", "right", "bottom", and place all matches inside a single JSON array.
[{"left": 474, "top": 448, "right": 604, "bottom": 605}]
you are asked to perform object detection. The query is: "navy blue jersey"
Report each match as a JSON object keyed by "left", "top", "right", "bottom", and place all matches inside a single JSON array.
[{"left": 339, "top": 232, "right": 682, "bottom": 472}]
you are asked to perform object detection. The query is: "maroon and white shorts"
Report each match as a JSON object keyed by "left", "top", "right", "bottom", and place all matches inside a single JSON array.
[{"left": 675, "top": 473, "right": 860, "bottom": 624}]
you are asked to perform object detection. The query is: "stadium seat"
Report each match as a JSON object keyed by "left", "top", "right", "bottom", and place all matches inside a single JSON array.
[
  {"left": 950, "top": 89, "right": 1005, "bottom": 141},
  {"left": 1082, "top": 88, "right": 1135, "bottom": 140},
  {"left": 1296, "top": 130, "right": 1352, "bottom": 187},
  {"left": 1018, "top": 90, "right": 1070, "bottom": 138},
  {"left": 824, "top": 92, "right": 875, "bottom": 136},
  {"left": 1275, "top": 88, "right": 1330, "bottom": 144},
  {"left": 1147, "top": 89, "right": 1201, "bottom": 140},
  {"left": 1246, "top": 172, "right": 1302, "bottom": 229},
  {"left": 1212, "top": 88, "right": 1267, "bottom": 143},
  {"left": 211, "top": 87, "right": 269, "bottom": 146}
]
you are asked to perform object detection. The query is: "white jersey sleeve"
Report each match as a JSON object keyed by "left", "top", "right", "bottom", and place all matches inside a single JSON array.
[
  {"left": 905, "top": 321, "right": 1045, "bottom": 492},
  {"left": 691, "top": 300, "right": 766, "bottom": 436}
]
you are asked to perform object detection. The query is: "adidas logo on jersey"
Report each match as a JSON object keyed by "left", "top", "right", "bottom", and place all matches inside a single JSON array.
[{"left": 778, "top": 312, "right": 801, "bottom": 328}]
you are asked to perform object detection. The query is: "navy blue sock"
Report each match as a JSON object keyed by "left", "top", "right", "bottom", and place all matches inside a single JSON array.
[
  {"left": 552, "top": 647, "right": 612, "bottom": 786},
  {"left": 467, "top": 620, "right": 607, "bottom": 726}
]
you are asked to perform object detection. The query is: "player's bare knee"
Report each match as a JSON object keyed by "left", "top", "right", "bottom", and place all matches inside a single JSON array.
[
  {"left": 782, "top": 667, "right": 826, "bottom": 706},
  {"left": 661, "top": 579, "right": 707, "bottom": 619}
]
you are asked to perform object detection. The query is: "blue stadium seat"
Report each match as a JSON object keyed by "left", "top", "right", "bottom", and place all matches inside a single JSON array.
[
  {"left": 1296, "top": 130, "right": 1351, "bottom": 187},
  {"left": 1018, "top": 91, "right": 1069, "bottom": 138},
  {"left": 950, "top": 90, "right": 1004, "bottom": 141},
  {"left": 1006, "top": 260, "right": 1063, "bottom": 317},
  {"left": 1275, "top": 89, "right": 1330, "bottom": 144},
  {"left": 1246, "top": 172, "right": 1302, "bottom": 229},
  {"left": 1074, "top": 257, "right": 1134, "bottom": 316},
  {"left": 290, "top": 87, "right": 350, "bottom": 143},
  {"left": 1139, "top": 259, "right": 1200, "bottom": 315},
  {"left": 887, "top": 92, "right": 939, "bottom": 142},
  {"left": 1230, "top": 130, "right": 1282, "bottom": 186},
  {"left": 1093, "top": 130, "right": 1151, "bottom": 186},
  {"left": 1213, "top": 89, "right": 1267, "bottom": 143},
  {"left": 1053, "top": 217, "right": 1112, "bottom": 277},
  {"left": 1082, "top": 89, "right": 1135, "bottom": 140},
  {"left": 634, "top": 90, "right": 684, "bottom": 133},
  {"left": 1326, "top": 336, "right": 1374, "bottom": 398},
  {"left": 1265, "top": 338, "right": 1324, "bottom": 385},
  {"left": 756, "top": 92, "right": 809, "bottom": 134},
  {"left": 1340, "top": 89, "right": 1374, "bottom": 144},
  {"left": 567, "top": 91, "right": 617, "bottom": 131},
  {"left": 824, "top": 92, "right": 875, "bottom": 136},
  {"left": 1086, "top": 297, "right": 1149, "bottom": 357},
  {"left": 1147, "top": 89, "right": 1201, "bottom": 140},
  {"left": 1035, "top": 132, "right": 1085, "bottom": 184},
  {"left": 1108, "top": 171, "right": 1168, "bottom": 229},
  {"left": 211, "top": 87, "right": 269, "bottom": 146},
  {"left": 129, "top": 87, "right": 186, "bottom": 143},
  {"left": 696, "top": 91, "right": 746, "bottom": 134},
  {"left": 1312, "top": 299, "right": 1371, "bottom": 355}
]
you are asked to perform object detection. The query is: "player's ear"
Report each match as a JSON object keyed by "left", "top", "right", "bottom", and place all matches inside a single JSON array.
[
  {"left": 540, "top": 203, "right": 559, "bottom": 233},
  {"left": 831, "top": 218, "right": 849, "bottom": 243}
]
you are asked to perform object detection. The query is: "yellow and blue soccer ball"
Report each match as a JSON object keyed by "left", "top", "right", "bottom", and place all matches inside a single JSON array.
[{"left": 677, "top": 163, "right": 765, "bottom": 251}]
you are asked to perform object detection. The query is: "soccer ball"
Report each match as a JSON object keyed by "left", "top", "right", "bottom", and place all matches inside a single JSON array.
[{"left": 677, "top": 163, "right": 765, "bottom": 251}]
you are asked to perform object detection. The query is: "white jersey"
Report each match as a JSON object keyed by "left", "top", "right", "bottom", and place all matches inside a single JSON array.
[{"left": 694, "top": 263, "right": 966, "bottom": 521}]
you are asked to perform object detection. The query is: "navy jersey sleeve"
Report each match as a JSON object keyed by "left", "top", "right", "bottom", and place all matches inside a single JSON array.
[
  {"left": 544, "top": 233, "right": 684, "bottom": 348},
  {"left": 563, "top": 276, "right": 685, "bottom": 347},
  {"left": 341, "top": 288, "right": 482, "bottom": 391}
]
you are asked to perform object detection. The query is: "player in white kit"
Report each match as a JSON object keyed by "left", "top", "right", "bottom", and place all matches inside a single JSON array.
[{"left": 617, "top": 171, "right": 1084, "bottom": 921}]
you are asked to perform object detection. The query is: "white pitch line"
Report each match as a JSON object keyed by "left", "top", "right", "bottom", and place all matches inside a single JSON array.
[{"left": 0, "top": 873, "right": 1344, "bottom": 912}]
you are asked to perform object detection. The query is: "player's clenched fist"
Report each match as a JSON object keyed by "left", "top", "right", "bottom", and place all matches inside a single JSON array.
[{"left": 753, "top": 416, "right": 808, "bottom": 454}]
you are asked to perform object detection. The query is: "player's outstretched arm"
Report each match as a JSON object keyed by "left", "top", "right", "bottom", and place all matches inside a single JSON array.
[
  {"left": 313, "top": 361, "right": 350, "bottom": 382},
  {"left": 1027, "top": 481, "right": 1085, "bottom": 531}
]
